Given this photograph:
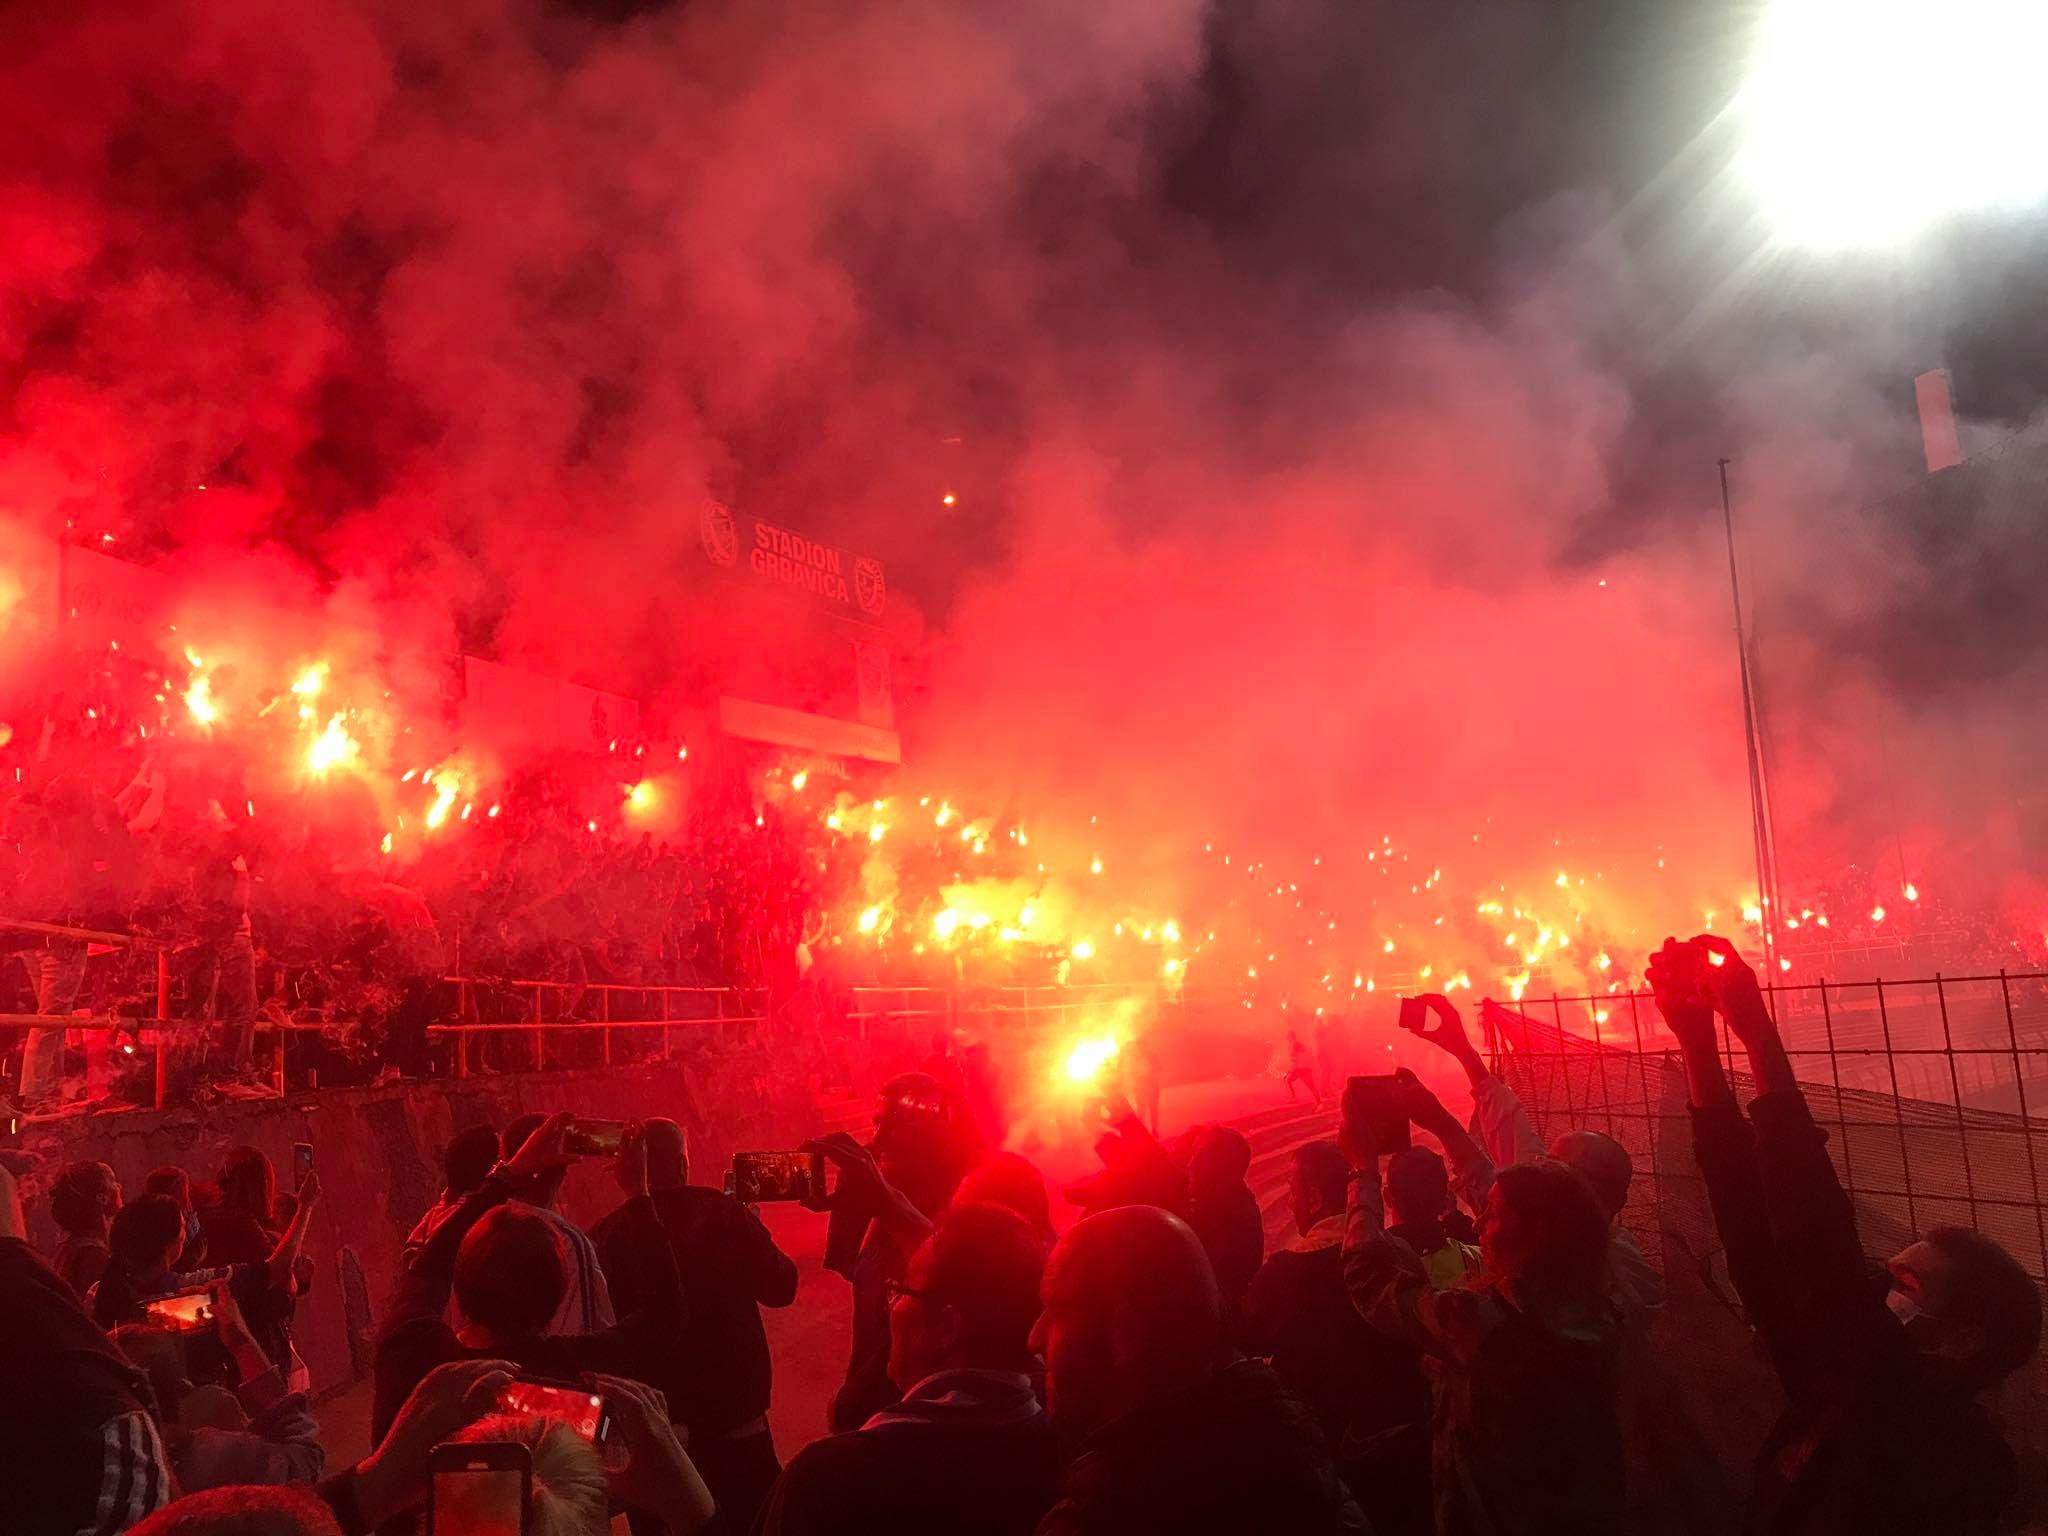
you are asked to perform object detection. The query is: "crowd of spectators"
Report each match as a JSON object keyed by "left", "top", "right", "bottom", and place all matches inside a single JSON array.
[
  {"left": 2, "top": 934, "right": 2043, "bottom": 1534},
  {"left": 0, "top": 673, "right": 847, "bottom": 1110}
]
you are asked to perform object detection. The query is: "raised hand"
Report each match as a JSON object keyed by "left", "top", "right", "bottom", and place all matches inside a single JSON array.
[
  {"left": 1402, "top": 993, "right": 1488, "bottom": 1086},
  {"left": 1393, "top": 1067, "right": 1454, "bottom": 1134},
  {"left": 1402, "top": 994, "right": 1470, "bottom": 1055},
  {"left": 613, "top": 1120, "right": 650, "bottom": 1199},
  {"left": 1646, "top": 938, "right": 1718, "bottom": 1055},
  {"left": 506, "top": 1110, "right": 576, "bottom": 1178},
  {"left": 1689, "top": 934, "right": 1769, "bottom": 1034},
  {"left": 353, "top": 1358, "right": 518, "bottom": 1524},
  {"left": 587, "top": 1373, "right": 715, "bottom": 1532}
]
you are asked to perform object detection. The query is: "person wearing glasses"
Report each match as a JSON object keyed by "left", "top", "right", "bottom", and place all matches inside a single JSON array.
[{"left": 758, "top": 1203, "right": 1056, "bottom": 1536}]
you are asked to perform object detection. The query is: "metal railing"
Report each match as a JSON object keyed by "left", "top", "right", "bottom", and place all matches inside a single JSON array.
[
  {"left": 0, "top": 918, "right": 776, "bottom": 1111},
  {"left": 436, "top": 976, "right": 770, "bottom": 1075}
]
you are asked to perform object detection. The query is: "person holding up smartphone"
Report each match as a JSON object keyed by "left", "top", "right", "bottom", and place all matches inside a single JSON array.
[
  {"left": 495, "top": 1113, "right": 616, "bottom": 1338},
  {"left": 1340, "top": 1045, "right": 1624, "bottom": 1535},
  {"left": 1649, "top": 935, "right": 2040, "bottom": 1534},
  {"left": 95, "top": 1171, "right": 322, "bottom": 1381},
  {"left": 369, "top": 1111, "right": 700, "bottom": 1534},
  {"left": 591, "top": 1117, "right": 797, "bottom": 1533},
  {"left": 1397, "top": 994, "right": 1665, "bottom": 1323}
]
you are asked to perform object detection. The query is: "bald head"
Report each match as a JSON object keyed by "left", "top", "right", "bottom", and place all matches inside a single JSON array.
[
  {"left": 1549, "top": 1130, "right": 1632, "bottom": 1219},
  {"left": 1032, "top": 1205, "right": 1224, "bottom": 1439},
  {"left": 643, "top": 1118, "right": 687, "bottom": 1190}
]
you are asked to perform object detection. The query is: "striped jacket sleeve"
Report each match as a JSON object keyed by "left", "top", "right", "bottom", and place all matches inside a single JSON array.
[{"left": 78, "top": 1410, "right": 174, "bottom": 1536}]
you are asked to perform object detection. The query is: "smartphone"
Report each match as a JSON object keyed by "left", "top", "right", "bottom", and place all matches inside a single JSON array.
[
  {"left": 561, "top": 1119, "right": 627, "bottom": 1158},
  {"left": 431, "top": 1442, "right": 531, "bottom": 1536},
  {"left": 496, "top": 1377, "right": 610, "bottom": 1444},
  {"left": 142, "top": 1287, "right": 215, "bottom": 1332},
  {"left": 293, "top": 1142, "right": 315, "bottom": 1181},
  {"left": 732, "top": 1149, "right": 826, "bottom": 1204},
  {"left": 1342, "top": 1075, "right": 1413, "bottom": 1157},
  {"left": 1397, "top": 997, "right": 1429, "bottom": 1035}
]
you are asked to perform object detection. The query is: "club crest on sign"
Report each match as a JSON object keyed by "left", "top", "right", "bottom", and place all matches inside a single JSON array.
[
  {"left": 854, "top": 556, "right": 886, "bottom": 614},
  {"left": 701, "top": 501, "right": 738, "bottom": 566}
]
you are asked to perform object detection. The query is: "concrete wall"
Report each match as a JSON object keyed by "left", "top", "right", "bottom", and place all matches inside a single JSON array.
[{"left": 20, "top": 1032, "right": 830, "bottom": 1395}]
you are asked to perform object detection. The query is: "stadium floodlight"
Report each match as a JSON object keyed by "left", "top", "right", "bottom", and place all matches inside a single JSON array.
[{"left": 1734, "top": 0, "right": 2048, "bottom": 250}]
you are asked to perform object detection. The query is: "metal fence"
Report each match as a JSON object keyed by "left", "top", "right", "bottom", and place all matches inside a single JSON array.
[{"left": 1481, "top": 971, "right": 2048, "bottom": 1284}]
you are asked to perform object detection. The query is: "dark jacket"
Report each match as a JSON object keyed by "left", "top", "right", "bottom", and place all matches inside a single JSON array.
[
  {"left": 1187, "top": 1182, "right": 1265, "bottom": 1316},
  {"left": 1243, "top": 1216, "right": 1431, "bottom": 1535},
  {"left": 1345, "top": 1192, "right": 1624, "bottom": 1536},
  {"left": 1692, "top": 1089, "right": 2016, "bottom": 1534},
  {"left": 1036, "top": 1359, "right": 1367, "bottom": 1536},
  {"left": 830, "top": 1223, "right": 911, "bottom": 1433},
  {"left": 0, "top": 1236, "right": 172, "bottom": 1536},
  {"left": 371, "top": 1174, "right": 686, "bottom": 1443},
  {"left": 197, "top": 1205, "right": 274, "bottom": 1267},
  {"left": 591, "top": 1183, "right": 797, "bottom": 1437},
  {"left": 761, "top": 1368, "right": 1058, "bottom": 1536}
]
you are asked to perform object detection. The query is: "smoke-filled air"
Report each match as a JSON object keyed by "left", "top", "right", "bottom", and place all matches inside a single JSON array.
[{"left": 3, "top": 0, "right": 2043, "bottom": 1033}]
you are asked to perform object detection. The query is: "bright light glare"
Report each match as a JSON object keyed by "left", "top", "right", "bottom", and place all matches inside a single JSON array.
[
  {"left": 1737, "top": 0, "right": 2048, "bottom": 248},
  {"left": 1064, "top": 1034, "right": 1120, "bottom": 1083}
]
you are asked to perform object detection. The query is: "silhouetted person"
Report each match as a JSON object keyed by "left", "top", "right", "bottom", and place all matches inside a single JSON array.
[
  {"left": 955, "top": 1151, "right": 1058, "bottom": 1252},
  {"left": 1346, "top": 1102, "right": 1624, "bottom": 1536},
  {"left": 405, "top": 1123, "right": 504, "bottom": 1257},
  {"left": 371, "top": 1115, "right": 684, "bottom": 1444},
  {"left": 200, "top": 1146, "right": 279, "bottom": 1267},
  {"left": 817, "top": 1073, "right": 979, "bottom": 1430},
  {"left": 762, "top": 1203, "right": 1058, "bottom": 1536},
  {"left": 49, "top": 1159, "right": 122, "bottom": 1296},
  {"left": 0, "top": 1153, "right": 174, "bottom": 1534},
  {"left": 1033, "top": 1204, "right": 1365, "bottom": 1534},
  {"left": 592, "top": 1117, "right": 795, "bottom": 1531},
  {"left": 1243, "top": 1141, "right": 1430, "bottom": 1536},
  {"left": 1652, "top": 935, "right": 2042, "bottom": 1534},
  {"left": 1382, "top": 1146, "right": 1480, "bottom": 1290},
  {"left": 1183, "top": 1126, "right": 1263, "bottom": 1318},
  {"left": 1405, "top": 993, "right": 1664, "bottom": 1319},
  {"left": 1283, "top": 1030, "right": 1319, "bottom": 1104},
  {"left": 499, "top": 1112, "right": 614, "bottom": 1335}
]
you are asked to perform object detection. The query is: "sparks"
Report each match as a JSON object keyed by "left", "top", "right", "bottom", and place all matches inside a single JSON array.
[
  {"left": 858, "top": 906, "right": 882, "bottom": 933},
  {"left": 425, "top": 775, "right": 461, "bottom": 830},
  {"left": 305, "top": 714, "right": 358, "bottom": 775},
  {"left": 184, "top": 674, "right": 218, "bottom": 727},
  {"left": 791, "top": 770, "right": 808, "bottom": 791}
]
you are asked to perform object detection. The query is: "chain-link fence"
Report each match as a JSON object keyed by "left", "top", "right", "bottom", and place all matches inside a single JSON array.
[{"left": 1483, "top": 981, "right": 2048, "bottom": 1522}]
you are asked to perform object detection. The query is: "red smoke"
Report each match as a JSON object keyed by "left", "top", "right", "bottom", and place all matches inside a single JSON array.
[{"left": 2, "top": 0, "right": 2038, "bottom": 993}]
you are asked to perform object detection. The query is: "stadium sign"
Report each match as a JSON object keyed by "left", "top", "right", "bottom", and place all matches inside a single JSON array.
[{"left": 700, "top": 501, "right": 886, "bottom": 617}]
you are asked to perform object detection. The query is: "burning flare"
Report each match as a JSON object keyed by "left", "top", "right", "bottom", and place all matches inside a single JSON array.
[{"left": 1064, "top": 1033, "right": 1120, "bottom": 1083}]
